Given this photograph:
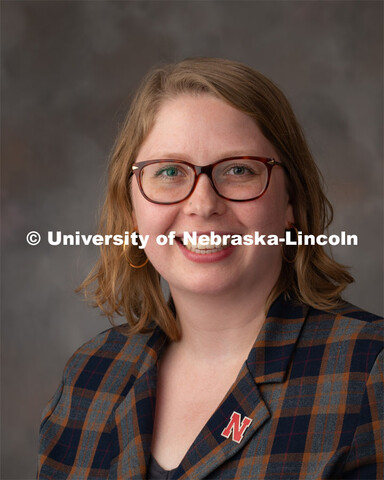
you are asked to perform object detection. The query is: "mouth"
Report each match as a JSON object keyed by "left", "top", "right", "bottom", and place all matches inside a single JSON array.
[
  {"left": 178, "top": 238, "right": 230, "bottom": 254},
  {"left": 176, "top": 232, "right": 238, "bottom": 255}
]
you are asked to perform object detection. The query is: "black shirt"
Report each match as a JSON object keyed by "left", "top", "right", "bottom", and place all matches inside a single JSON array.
[{"left": 147, "top": 456, "right": 178, "bottom": 479}]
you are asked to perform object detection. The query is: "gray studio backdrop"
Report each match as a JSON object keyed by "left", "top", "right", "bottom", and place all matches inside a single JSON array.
[{"left": 2, "top": 1, "right": 383, "bottom": 478}]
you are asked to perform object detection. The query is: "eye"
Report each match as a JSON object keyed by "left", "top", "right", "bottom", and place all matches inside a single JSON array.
[
  {"left": 153, "top": 165, "right": 186, "bottom": 178},
  {"left": 224, "top": 164, "right": 257, "bottom": 176},
  {"left": 229, "top": 166, "right": 250, "bottom": 175}
]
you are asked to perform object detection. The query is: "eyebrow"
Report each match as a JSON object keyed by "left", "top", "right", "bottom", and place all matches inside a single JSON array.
[{"left": 143, "top": 150, "right": 267, "bottom": 161}]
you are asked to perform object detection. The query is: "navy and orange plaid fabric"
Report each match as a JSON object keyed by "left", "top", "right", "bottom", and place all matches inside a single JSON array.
[{"left": 38, "top": 295, "right": 383, "bottom": 479}]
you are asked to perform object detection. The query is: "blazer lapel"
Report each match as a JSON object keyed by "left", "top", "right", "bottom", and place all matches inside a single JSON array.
[
  {"left": 247, "top": 295, "right": 310, "bottom": 384},
  {"left": 109, "top": 327, "right": 168, "bottom": 480},
  {"left": 174, "top": 366, "right": 270, "bottom": 480},
  {"left": 174, "top": 295, "right": 309, "bottom": 479}
]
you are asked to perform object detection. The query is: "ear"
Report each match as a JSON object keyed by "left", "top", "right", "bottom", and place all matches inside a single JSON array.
[{"left": 285, "top": 202, "right": 295, "bottom": 228}]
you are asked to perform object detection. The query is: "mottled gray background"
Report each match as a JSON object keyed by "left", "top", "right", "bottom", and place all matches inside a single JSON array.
[{"left": 1, "top": 0, "right": 383, "bottom": 478}]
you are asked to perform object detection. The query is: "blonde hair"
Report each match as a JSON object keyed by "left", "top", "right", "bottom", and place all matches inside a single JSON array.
[{"left": 78, "top": 57, "right": 353, "bottom": 340}]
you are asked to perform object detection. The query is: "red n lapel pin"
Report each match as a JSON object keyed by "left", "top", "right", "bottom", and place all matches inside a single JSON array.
[{"left": 221, "top": 411, "right": 253, "bottom": 443}]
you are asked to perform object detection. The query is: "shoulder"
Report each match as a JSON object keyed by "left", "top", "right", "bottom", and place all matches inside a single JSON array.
[
  {"left": 305, "top": 301, "right": 383, "bottom": 339},
  {"left": 62, "top": 323, "right": 165, "bottom": 389},
  {"left": 301, "top": 301, "right": 383, "bottom": 374},
  {"left": 40, "top": 324, "right": 165, "bottom": 431}
]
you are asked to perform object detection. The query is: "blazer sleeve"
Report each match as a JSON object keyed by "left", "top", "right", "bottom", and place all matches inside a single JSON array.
[
  {"left": 340, "top": 348, "right": 384, "bottom": 479},
  {"left": 39, "top": 380, "right": 64, "bottom": 434},
  {"left": 37, "top": 351, "right": 77, "bottom": 479},
  {"left": 37, "top": 326, "right": 133, "bottom": 479},
  {"left": 36, "top": 332, "right": 104, "bottom": 479}
]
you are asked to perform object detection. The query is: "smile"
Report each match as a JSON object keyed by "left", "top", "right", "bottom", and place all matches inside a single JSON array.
[
  {"left": 181, "top": 237, "right": 232, "bottom": 254},
  {"left": 175, "top": 232, "right": 240, "bottom": 258},
  {"left": 176, "top": 235, "right": 236, "bottom": 263}
]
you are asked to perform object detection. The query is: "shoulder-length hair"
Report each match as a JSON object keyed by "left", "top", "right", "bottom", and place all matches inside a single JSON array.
[{"left": 78, "top": 57, "right": 353, "bottom": 340}]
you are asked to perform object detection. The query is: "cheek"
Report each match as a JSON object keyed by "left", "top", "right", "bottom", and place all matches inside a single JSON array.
[
  {"left": 135, "top": 205, "right": 171, "bottom": 237},
  {"left": 132, "top": 184, "right": 180, "bottom": 237},
  {"left": 238, "top": 197, "right": 290, "bottom": 234},
  {"left": 244, "top": 173, "right": 292, "bottom": 232}
]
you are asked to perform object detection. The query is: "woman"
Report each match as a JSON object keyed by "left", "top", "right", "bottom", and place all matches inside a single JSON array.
[{"left": 38, "top": 58, "right": 383, "bottom": 479}]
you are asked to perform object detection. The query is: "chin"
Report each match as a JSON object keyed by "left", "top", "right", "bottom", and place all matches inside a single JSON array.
[{"left": 168, "top": 273, "right": 241, "bottom": 297}]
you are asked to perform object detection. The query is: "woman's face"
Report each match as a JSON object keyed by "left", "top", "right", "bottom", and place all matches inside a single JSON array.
[{"left": 131, "top": 94, "right": 294, "bottom": 297}]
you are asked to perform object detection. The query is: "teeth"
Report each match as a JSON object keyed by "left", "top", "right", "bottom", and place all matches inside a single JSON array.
[{"left": 181, "top": 238, "right": 230, "bottom": 254}]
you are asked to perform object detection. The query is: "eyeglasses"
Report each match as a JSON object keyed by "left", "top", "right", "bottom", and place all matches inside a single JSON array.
[{"left": 130, "top": 156, "right": 284, "bottom": 205}]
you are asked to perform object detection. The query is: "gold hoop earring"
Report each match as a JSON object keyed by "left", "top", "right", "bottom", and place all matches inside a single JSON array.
[
  {"left": 122, "top": 242, "right": 149, "bottom": 269},
  {"left": 282, "top": 222, "right": 299, "bottom": 264}
]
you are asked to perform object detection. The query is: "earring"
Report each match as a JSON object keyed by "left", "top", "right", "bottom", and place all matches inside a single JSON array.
[
  {"left": 282, "top": 222, "right": 299, "bottom": 264},
  {"left": 123, "top": 242, "right": 149, "bottom": 269}
]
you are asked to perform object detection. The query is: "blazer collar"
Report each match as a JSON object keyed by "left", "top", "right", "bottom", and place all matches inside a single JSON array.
[
  {"left": 133, "top": 324, "right": 169, "bottom": 377},
  {"left": 247, "top": 294, "right": 309, "bottom": 384},
  {"left": 111, "top": 294, "right": 309, "bottom": 479}
]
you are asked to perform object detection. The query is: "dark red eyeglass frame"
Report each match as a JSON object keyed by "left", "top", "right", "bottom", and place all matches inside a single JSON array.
[{"left": 130, "top": 156, "right": 284, "bottom": 205}]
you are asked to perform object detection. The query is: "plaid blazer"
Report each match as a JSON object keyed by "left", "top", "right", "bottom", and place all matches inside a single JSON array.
[{"left": 38, "top": 296, "right": 383, "bottom": 479}]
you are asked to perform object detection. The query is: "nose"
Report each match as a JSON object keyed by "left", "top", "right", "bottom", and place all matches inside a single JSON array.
[{"left": 183, "top": 174, "right": 226, "bottom": 218}]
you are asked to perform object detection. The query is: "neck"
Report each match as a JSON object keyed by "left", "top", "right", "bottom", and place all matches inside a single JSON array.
[{"left": 169, "top": 285, "right": 271, "bottom": 364}]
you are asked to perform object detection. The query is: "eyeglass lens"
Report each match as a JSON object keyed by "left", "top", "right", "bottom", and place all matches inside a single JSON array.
[{"left": 139, "top": 159, "right": 269, "bottom": 203}]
